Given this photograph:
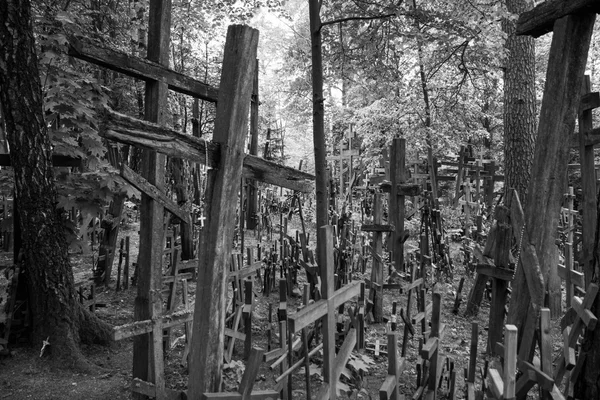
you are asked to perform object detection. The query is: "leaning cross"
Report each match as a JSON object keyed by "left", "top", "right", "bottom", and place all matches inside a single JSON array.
[
  {"left": 508, "top": 0, "right": 598, "bottom": 363},
  {"left": 288, "top": 225, "right": 362, "bottom": 399}
]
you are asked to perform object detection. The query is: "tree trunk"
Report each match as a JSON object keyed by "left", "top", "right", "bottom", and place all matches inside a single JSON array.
[
  {"left": 309, "top": 0, "right": 329, "bottom": 263},
  {"left": 502, "top": 0, "right": 537, "bottom": 330},
  {"left": 502, "top": 0, "right": 536, "bottom": 206},
  {"left": 0, "top": 0, "right": 111, "bottom": 366}
]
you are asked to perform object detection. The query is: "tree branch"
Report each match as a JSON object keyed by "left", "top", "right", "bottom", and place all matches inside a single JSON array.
[{"left": 321, "top": 13, "right": 396, "bottom": 29}]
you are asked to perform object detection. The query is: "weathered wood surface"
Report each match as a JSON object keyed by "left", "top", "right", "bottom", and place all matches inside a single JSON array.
[
  {"left": 132, "top": 0, "right": 170, "bottom": 397},
  {"left": 288, "top": 280, "right": 361, "bottom": 332},
  {"left": 68, "top": 35, "right": 219, "bottom": 102},
  {"left": 578, "top": 76, "right": 597, "bottom": 286},
  {"left": 370, "top": 193, "right": 385, "bottom": 323},
  {"left": 246, "top": 59, "right": 260, "bottom": 230},
  {"left": 187, "top": 25, "right": 259, "bottom": 398},
  {"left": 509, "top": 13, "right": 595, "bottom": 340},
  {"left": 379, "top": 332, "right": 406, "bottom": 400},
  {"left": 100, "top": 107, "right": 314, "bottom": 193},
  {"left": 120, "top": 164, "right": 190, "bottom": 224},
  {"left": 113, "top": 309, "right": 193, "bottom": 340},
  {"left": 516, "top": 0, "right": 600, "bottom": 37},
  {"left": 506, "top": 190, "right": 545, "bottom": 335},
  {"left": 286, "top": 226, "right": 361, "bottom": 400}
]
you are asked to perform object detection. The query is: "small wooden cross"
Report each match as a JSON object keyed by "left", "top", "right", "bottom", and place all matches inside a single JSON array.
[{"left": 379, "top": 331, "right": 406, "bottom": 400}]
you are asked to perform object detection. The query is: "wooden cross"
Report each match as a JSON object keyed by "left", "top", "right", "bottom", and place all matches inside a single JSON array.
[
  {"left": 379, "top": 331, "right": 407, "bottom": 400},
  {"left": 554, "top": 283, "right": 599, "bottom": 385},
  {"left": 288, "top": 225, "right": 362, "bottom": 400},
  {"left": 69, "top": 15, "right": 316, "bottom": 398},
  {"left": 418, "top": 291, "right": 444, "bottom": 400},
  {"left": 509, "top": 1, "right": 598, "bottom": 367},
  {"left": 487, "top": 325, "right": 517, "bottom": 400},
  {"left": 362, "top": 192, "right": 386, "bottom": 322}
]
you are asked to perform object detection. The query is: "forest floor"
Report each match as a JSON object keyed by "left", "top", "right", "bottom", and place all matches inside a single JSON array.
[{"left": 0, "top": 215, "right": 567, "bottom": 400}]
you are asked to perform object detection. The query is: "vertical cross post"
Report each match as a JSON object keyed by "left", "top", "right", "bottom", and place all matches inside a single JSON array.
[
  {"left": 132, "top": 0, "right": 171, "bottom": 398},
  {"left": 187, "top": 25, "right": 259, "bottom": 397}
]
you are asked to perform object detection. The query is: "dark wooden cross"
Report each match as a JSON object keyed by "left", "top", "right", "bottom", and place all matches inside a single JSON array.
[
  {"left": 69, "top": 16, "right": 315, "bottom": 400},
  {"left": 379, "top": 331, "right": 407, "bottom": 400},
  {"left": 509, "top": 0, "right": 599, "bottom": 365}
]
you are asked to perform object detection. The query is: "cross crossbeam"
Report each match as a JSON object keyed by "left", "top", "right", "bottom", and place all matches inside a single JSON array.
[{"left": 100, "top": 107, "right": 314, "bottom": 193}]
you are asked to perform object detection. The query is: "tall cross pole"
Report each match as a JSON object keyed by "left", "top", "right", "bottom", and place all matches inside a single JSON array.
[{"left": 132, "top": 0, "right": 170, "bottom": 398}]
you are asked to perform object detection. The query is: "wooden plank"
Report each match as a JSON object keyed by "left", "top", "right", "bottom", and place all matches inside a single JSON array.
[
  {"left": 321, "top": 225, "right": 337, "bottom": 399},
  {"left": 512, "top": 8, "right": 596, "bottom": 340},
  {"left": 332, "top": 328, "right": 357, "bottom": 383},
  {"left": 571, "top": 296, "right": 597, "bottom": 330},
  {"left": 287, "top": 300, "right": 328, "bottom": 333},
  {"left": 274, "top": 343, "right": 323, "bottom": 383},
  {"left": 487, "top": 368, "right": 504, "bottom": 399},
  {"left": 68, "top": 35, "right": 219, "bottom": 102},
  {"left": 100, "top": 108, "right": 314, "bottom": 193},
  {"left": 562, "top": 326, "right": 576, "bottom": 370},
  {"left": 371, "top": 192, "right": 385, "bottom": 323},
  {"left": 515, "top": 370, "right": 537, "bottom": 399},
  {"left": 162, "top": 272, "right": 194, "bottom": 284},
  {"left": 468, "top": 323, "right": 478, "bottom": 383},
  {"left": 187, "top": 25, "right": 259, "bottom": 398},
  {"left": 288, "top": 281, "right": 361, "bottom": 333},
  {"left": 113, "top": 310, "right": 193, "bottom": 340},
  {"left": 242, "top": 155, "right": 314, "bottom": 193},
  {"left": 121, "top": 164, "right": 190, "bottom": 223},
  {"left": 420, "top": 337, "right": 438, "bottom": 360},
  {"left": 131, "top": 0, "right": 170, "bottom": 397},
  {"left": 580, "top": 91, "right": 600, "bottom": 112},
  {"left": 503, "top": 325, "right": 517, "bottom": 400},
  {"left": 557, "top": 264, "right": 584, "bottom": 288},
  {"left": 579, "top": 76, "right": 597, "bottom": 283},
  {"left": 516, "top": 0, "right": 600, "bottom": 37}
]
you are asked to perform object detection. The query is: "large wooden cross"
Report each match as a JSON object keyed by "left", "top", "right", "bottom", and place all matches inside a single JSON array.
[
  {"left": 288, "top": 225, "right": 362, "bottom": 400},
  {"left": 507, "top": 0, "right": 597, "bottom": 359},
  {"left": 68, "top": 14, "right": 314, "bottom": 400}
]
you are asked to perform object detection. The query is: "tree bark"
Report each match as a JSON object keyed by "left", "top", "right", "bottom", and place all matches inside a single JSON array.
[
  {"left": 309, "top": 0, "right": 329, "bottom": 262},
  {"left": 0, "top": 0, "right": 111, "bottom": 367},
  {"left": 503, "top": 0, "right": 536, "bottom": 206}
]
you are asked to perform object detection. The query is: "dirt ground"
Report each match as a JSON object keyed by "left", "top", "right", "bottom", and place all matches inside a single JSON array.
[{"left": 0, "top": 216, "right": 566, "bottom": 399}]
